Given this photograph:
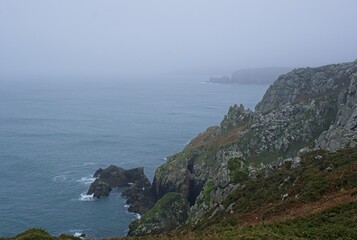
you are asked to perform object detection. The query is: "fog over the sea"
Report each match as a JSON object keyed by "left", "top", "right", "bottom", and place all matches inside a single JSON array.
[{"left": 0, "top": 0, "right": 356, "bottom": 78}]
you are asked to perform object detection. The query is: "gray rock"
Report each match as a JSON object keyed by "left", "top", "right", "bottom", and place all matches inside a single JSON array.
[
  {"left": 87, "top": 165, "right": 155, "bottom": 210},
  {"left": 128, "top": 192, "right": 190, "bottom": 236},
  {"left": 135, "top": 60, "right": 357, "bottom": 235},
  {"left": 87, "top": 179, "right": 112, "bottom": 199}
]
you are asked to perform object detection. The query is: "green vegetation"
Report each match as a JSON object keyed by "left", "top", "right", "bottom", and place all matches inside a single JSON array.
[
  {"left": 227, "top": 158, "right": 250, "bottom": 183},
  {"left": 113, "top": 201, "right": 357, "bottom": 239},
  {"left": 131, "top": 148, "right": 356, "bottom": 239},
  {"left": 129, "top": 192, "right": 190, "bottom": 234},
  {"left": 139, "top": 192, "right": 186, "bottom": 222},
  {"left": 197, "top": 148, "right": 357, "bottom": 229},
  {"left": 202, "top": 180, "right": 214, "bottom": 204},
  {"left": 8, "top": 200, "right": 357, "bottom": 240},
  {"left": 0, "top": 228, "right": 80, "bottom": 240}
]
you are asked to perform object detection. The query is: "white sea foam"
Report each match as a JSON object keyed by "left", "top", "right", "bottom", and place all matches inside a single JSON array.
[
  {"left": 79, "top": 193, "right": 94, "bottom": 201},
  {"left": 52, "top": 175, "right": 67, "bottom": 182},
  {"left": 135, "top": 213, "right": 141, "bottom": 219},
  {"left": 124, "top": 204, "right": 130, "bottom": 208},
  {"left": 76, "top": 176, "right": 96, "bottom": 185},
  {"left": 73, "top": 232, "right": 86, "bottom": 239},
  {"left": 201, "top": 81, "right": 213, "bottom": 84}
]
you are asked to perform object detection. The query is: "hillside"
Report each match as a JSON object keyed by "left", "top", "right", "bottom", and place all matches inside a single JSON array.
[
  {"left": 128, "top": 60, "right": 357, "bottom": 237},
  {"left": 122, "top": 147, "right": 356, "bottom": 239}
]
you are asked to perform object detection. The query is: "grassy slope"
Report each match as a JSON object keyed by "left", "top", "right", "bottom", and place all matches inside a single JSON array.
[
  {"left": 7, "top": 201, "right": 356, "bottom": 240},
  {"left": 116, "top": 148, "right": 357, "bottom": 240},
  {"left": 117, "top": 201, "right": 357, "bottom": 240}
]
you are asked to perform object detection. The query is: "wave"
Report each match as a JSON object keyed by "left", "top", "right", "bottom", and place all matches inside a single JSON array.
[
  {"left": 76, "top": 176, "right": 96, "bottom": 185},
  {"left": 69, "top": 230, "right": 86, "bottom": 238},
  {"left": 79, "top": 193, "right": 94, "bottom": 201},
  {"left": 73, "top": 232, "right": 85, "bottom": 238},
  {"left": 52, "top": 175, "right": 67, "bottom": 182},
  {"left": 200, "top": 81, "right": 213, "bottom": 84},
  {"left": 81, "top": 162, "right": 95, "bottom": 166}
]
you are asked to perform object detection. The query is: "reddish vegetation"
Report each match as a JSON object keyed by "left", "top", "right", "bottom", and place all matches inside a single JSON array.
[
  {"left": 328, "top": 163, "right": 357, "bottom": 180},
  {"left": 188, "top": 126, "right": 247, "bottom": 149},
  {"left": 237, "top": 188, "right": 357, "bottom": 226}
]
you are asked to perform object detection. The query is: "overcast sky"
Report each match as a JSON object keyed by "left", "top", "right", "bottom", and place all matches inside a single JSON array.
[{"left": 0, "top": 0, "right": 356, "bottom": 77}]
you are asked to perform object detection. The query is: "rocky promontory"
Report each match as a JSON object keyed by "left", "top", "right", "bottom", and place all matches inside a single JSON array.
[
  {"left": 128, "top": 60, "right": 357, "bottom": 236},
  {"left": 87, "top": 165, "right": 156, "bottom": 214}
]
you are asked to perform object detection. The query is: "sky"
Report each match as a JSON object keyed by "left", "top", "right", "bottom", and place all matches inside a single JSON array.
[{"left": 0, "top": 0, "right": 357, "bottom": 77}]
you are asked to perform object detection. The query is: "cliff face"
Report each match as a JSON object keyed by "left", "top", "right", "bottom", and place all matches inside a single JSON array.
[
  {"left": 129, "top": 60, "right": 357, "bottom": 235},
  {"left": 316, "top": 73, "right": 357, "bottom": 150},
  {"left": 255, "top": 61, "right": 357, "bottom": 113}
]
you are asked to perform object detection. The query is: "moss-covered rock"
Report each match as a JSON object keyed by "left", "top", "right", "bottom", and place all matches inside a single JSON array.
[{"left": 128, "top": 192, "right": 190, "bottom": 236}]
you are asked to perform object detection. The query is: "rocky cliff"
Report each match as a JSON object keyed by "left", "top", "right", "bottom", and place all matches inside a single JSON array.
[{"left": 129, "top": 60, "right": 357, "bottom": 236}]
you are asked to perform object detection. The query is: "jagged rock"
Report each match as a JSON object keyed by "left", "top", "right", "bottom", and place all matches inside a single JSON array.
[
  {"left": 152, "top": 160, "right": 191, "bottom": 200},
  {"left": 315, "top": 73, "right": 357, "bottom": 151},
  {"left": 93, "top": 168, "right": 104, "bottom": 178},
  {"left": 128, "top": 192, "right": 190, "bottom": 236},
  {"left": 221, "top": 104, "right": 253, "bottom": 132},
  {"left": 90, "top": 165, "right": 147, "bottom": 189},
  {"left": 121, "top": 177, "right": 156, "bottom": 214},
  {"left": 130, "top": 60, "right": 357, "bottom": 235},
  {"left": 87, "top": 179, "right": 112, "bottom": 199},
  {"left": 256, "top": 61, "right": 357, "bottom": 113},
  {"left": 87, "top": 165, "right": 156, "bottom": 213}
]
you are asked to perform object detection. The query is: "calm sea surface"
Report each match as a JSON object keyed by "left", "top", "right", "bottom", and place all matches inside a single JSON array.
[{"left": 0, "top": 75, "right": 268, "bottom": 237}]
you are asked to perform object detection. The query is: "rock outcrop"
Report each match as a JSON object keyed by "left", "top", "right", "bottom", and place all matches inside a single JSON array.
[
  {"left": 87, "top": 179, "right": 112, "bottom": 198},
  {"left": 122, "top": 176, "right": 156, "bottom": 214},
  {"left": 316, "top": 73, "right": 357, "bottom": 150},
  {"left": 128, "top": 192, "right": 190, "bottom": 236},
  {"left": 255, "top": 61, "right": 357, "bottom": 113},
  {"left": 88, "top": 165, "right": 148, "bottom": 198},
  {"left": 87, "top": 165, "right": 156, "bottom": 214},
  {"left": 128, "top": 60, "right": 357, "bottom": 236}
]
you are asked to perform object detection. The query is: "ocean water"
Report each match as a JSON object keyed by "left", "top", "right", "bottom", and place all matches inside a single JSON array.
[{"left": 0, "top": 75, "right": 268, "bottom": 238}]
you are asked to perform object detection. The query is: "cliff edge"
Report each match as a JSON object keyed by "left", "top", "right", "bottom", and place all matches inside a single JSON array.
[{"left": 129, "top": 60, "right": 357, "bottom": 236}]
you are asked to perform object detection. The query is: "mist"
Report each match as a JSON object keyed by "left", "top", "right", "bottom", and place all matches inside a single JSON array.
[{"left": 1, "top": 0, "right": 357, "bottom": 78}]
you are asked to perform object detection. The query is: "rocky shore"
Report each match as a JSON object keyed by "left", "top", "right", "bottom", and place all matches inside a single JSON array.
[
  {"left": 84, "top": 60, "right": 357, "bottom": 237},
  {"left": 87, "top": 165, "right": 156, "bottom": 214},
  {"left": 127, "top": 60, "right": 357, "bottom": 236}
]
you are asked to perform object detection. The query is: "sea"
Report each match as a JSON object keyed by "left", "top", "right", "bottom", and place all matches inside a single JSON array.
[{"left": 0, "top": 75, "right": 268, "bottom": 238}]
